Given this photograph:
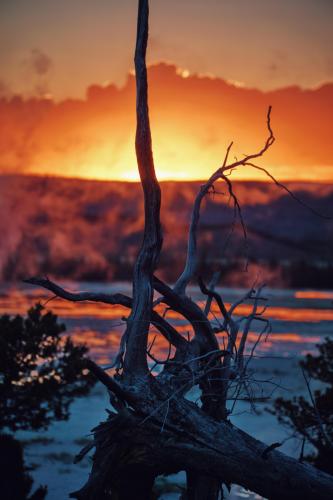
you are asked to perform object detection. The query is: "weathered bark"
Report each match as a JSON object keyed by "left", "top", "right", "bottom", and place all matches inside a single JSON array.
[
  {"left": 123, "top": 0, "right": 162, "bottom": 377},
  {"left": 154, "top": 276, "right": 219, "bottom": 352},
  {"left": 70, "top": 390, "right": 333, "bottom": 500}
]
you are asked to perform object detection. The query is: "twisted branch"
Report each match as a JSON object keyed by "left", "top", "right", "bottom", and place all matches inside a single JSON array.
[
  {"left": 23, "top": 277, "right": 187, "bottom": 365},
  {"left": 123, "top": 0, "right": 163, "bottom": 376}
]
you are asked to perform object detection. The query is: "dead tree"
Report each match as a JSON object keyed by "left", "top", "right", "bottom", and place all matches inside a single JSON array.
[{"left": 25, "top": 1, "right": 333, "bottom": 499}]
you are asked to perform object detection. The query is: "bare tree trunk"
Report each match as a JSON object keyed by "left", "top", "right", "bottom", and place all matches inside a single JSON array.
[
  {"left": 123, "top": 0, "right": 162, "bottom": 378},
  {"left": 69, "top": 402, "right": 333, "bottom": 500}
]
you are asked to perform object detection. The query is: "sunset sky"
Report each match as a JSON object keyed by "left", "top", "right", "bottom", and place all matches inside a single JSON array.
[{"left": 0, "top": 0, "right": 332, "bottom": 181}]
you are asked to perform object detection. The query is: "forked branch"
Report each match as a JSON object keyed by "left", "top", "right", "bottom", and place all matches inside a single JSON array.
[
  {"left": 23, "top": 277, "right": 187, "bottom": 362},
  {"left": 174, "top": 107, "right": 274, "bottom": 295}
]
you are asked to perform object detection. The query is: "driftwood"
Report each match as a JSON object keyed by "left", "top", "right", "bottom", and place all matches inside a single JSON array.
[{"left": 25, "top": 1, "right": 333, "bottom": 499}]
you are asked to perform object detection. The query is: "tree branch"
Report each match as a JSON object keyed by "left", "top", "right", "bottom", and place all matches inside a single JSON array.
[
  {"left": 245, "top": 162, "right": 331, "bottom": 220},
  {"left": 173, "top": 108, "right": 274, "bottom": 296},
  {"left": 123, "top": 0, "right": 163, "bottom": 376},
  {"left": 224, "top": 106, "right": 275, "bottom": 172},
  {"left": 173, "top": 170, "right": 226, "bottom": 295},
  {"left": 23, "top": 277, "right": 186, "bottom": 354},
  {"left": 154, "top": 276, "right": 218, "bottom": 354},
  {"left": 84, "top": 359, "right": 136, "bottom": 405},
  {"left": 237, "top": 285, "right": 266, "bottom": 371}
]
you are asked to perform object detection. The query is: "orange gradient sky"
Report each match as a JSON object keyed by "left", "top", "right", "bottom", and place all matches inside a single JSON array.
[
  {"left": 1, "top": 0, "right": 333, "bottom": 99},
  {"left": 0, "top": 1, "right": 332, "bottom": 182},
  {"left": 0, "top": 63, "right": 332, "bottom": 182}
]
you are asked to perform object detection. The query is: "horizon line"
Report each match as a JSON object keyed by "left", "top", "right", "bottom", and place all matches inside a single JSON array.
[{"left": 1, "top": 172, "right": 333, "bottom": 186}]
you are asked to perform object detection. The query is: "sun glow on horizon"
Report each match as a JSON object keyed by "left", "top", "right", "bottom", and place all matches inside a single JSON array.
[
  {"left": 26, "top": 142, "right": 333, "bottom": 183},
  {"left": 1, "top": 62, "right": 332, "bottom": 183},
  {"left": 26, "top": 137, "right": 333, "bottom": 183}
]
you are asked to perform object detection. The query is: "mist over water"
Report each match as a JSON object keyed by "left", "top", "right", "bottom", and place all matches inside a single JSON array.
[{"left": 1, "top": 175, "right": 333, "bottom": 288}]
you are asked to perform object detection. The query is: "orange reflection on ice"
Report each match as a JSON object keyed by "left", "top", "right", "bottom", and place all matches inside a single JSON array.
[
  {"left": 267, "top": 333, "right": 320, "bottom": 343},
  {"left": 209, "top": 302, "right": 333, "bottom": 322},
  {"left": 232, "top": 331, "right": 321, "bottom": 357},
  {"left": 0, "top": 287, "right": 128, "bottom": 319},
  {"left": 75, "top": 326, "right": 321, "bottom": 364},
  {"left": 0, "top": 285, "right": 330, "bottom": 364},
  {"left": 295, "top": 290, "right": 333, "bottom": 300},
  {"left": 71, "top": 328, "right": 123, "bottom": 346},
  {"left": 70, "top": 325, "right": 177, "bottom": 365},
  {"left": 231, "top": 332, "right": 320, "bottom": 349}
]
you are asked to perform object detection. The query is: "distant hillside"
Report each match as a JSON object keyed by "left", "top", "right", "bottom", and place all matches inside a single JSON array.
[{"left": 1, "top": 175, "right": 333, "bottom": 287}]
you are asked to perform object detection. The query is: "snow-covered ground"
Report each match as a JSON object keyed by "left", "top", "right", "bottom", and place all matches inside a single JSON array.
[
  {"left": 18, "top": 357, "right": 313, "bottom": 499},
  {"left": 2, "top": 283, "right": 332, "bottom": 499}
]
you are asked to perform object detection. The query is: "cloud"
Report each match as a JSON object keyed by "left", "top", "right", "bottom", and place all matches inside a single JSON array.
[
  {"left": 21, "top": 48, "right": 53, "bottom": 97},
  {"left": 29, "top": 49, "right": 53, "bottom": 76},
  {"left": 0, "top": 63, "right": 332, "bottom": 180}
]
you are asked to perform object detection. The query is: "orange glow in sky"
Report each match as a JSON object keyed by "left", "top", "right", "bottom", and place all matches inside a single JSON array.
[
  {"left": 0, "top": 63, "right": 332, "bottom": 182},
  {"left": 1, "top": 1, "right": 332, "bottom": 182},
  {"left": 1, "top": 0, "right": 333, "bottom": 100}
]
